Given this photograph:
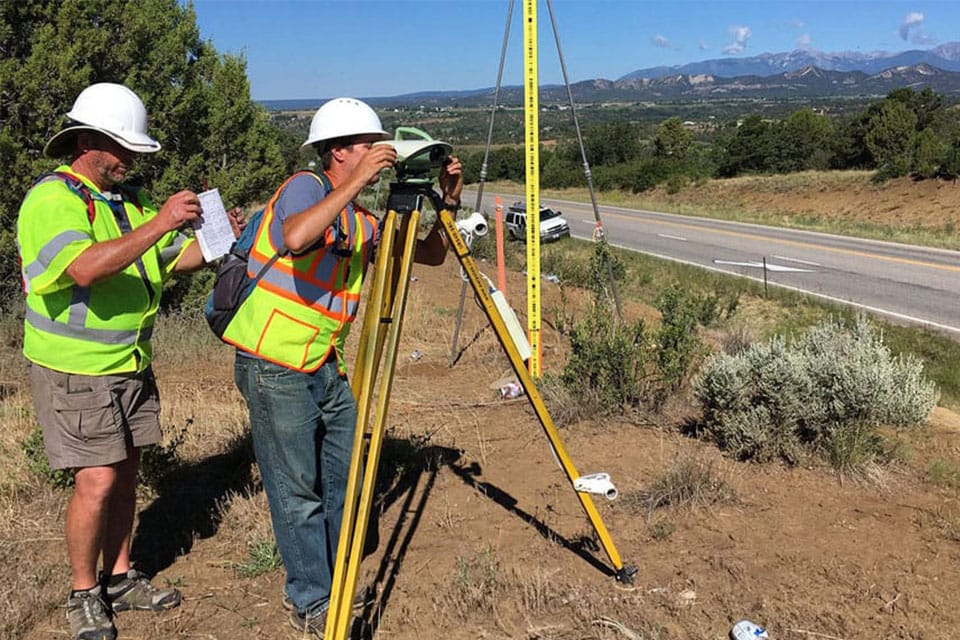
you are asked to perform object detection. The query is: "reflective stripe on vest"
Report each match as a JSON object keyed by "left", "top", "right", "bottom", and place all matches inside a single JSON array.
[
  {"left": 22, "top": 230, "right": 89, "bottom": 283},
  {"left": 222, "top": 171, "right": 378, "bottom": 373},
  {"left": 25, "top": 306, "right": 152, "bottom": 344}
]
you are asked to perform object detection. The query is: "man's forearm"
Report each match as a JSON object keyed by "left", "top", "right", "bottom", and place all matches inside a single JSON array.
[
  {"left": 66, "top": 218, "right": 170, "bottom": 287},
  {"left": 171, "top": 240, "right": 205, "bottom": 273}
]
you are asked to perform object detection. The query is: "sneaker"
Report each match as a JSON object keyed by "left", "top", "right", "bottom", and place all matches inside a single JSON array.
[
  {"left": 289, "top": 607, "right": 326, "bottom": 639},
  {"left": 105, "top": 569, "right": 181, "bottom": 613},
  {"left": 66, "top": 585, "right": 116, "bottom": 640},
  {"left": 283, "top": 587, "right": 374, "bottom": 612}
]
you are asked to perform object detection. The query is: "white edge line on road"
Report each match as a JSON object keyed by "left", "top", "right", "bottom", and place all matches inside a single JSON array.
[
  {"left": 597, "top": 238, "right": 960, "bottom": 336},
  {"left": 657, "top": 233, "right": 688, "bottom": 241},
  {"left": 773, "top": 255, "right": 821, "bottom": 267}
]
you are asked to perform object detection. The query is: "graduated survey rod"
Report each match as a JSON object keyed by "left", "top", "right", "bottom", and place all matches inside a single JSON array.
[
  {"left": 523, "top": 0, "right": 543, "bottom": 377},
  {"left": 438, "top": 205, "right": 636, "bottom": 583},
  {"left": 545, "top": 0, "right": 623, "bottom": 323}
]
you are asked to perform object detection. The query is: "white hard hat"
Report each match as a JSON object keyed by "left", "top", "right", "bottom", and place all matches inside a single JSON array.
[
  {"left": 301, "top": 97, "right": 388, "bottom": 149},
  {"left": 44, "top": 83, "right": 161, "bottom": 158}
]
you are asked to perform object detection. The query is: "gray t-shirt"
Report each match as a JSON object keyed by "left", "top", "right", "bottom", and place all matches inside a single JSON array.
[{"left": 268, "top": 172, "right": 329, "bottom": 252}]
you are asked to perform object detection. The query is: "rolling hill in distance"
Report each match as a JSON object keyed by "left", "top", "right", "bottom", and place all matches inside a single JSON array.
[{"left": 261, "top": 42, "right": 960, "bottom": 111}]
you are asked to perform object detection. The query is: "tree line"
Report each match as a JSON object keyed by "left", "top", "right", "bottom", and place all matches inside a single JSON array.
[{"left": 456, "top": 87, "right": 960, "bottom": 191}]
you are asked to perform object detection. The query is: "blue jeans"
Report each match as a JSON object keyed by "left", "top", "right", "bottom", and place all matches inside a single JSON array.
[{"left": 234, "top": 355, "right": 357, "bottom": 615}]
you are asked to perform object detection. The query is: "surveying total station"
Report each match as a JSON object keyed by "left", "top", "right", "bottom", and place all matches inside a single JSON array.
[{"left": 324, "top": 126, "right": 636, "bottom": 640}]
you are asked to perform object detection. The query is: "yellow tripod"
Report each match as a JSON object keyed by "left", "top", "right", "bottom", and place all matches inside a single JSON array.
[{"left": 324, "top": 182, "right": 635, "bottom": 640}]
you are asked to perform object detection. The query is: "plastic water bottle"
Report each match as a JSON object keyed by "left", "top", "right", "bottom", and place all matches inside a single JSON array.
[{"left": 730, "top": 620, "right": 768, "bottom": 640}]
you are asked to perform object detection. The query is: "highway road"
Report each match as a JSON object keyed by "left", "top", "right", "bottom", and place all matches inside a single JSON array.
[{"left": 465, "top": 190, "right": 960, "bottom": 337}]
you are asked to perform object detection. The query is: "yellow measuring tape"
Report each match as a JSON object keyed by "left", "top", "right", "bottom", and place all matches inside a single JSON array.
[{"left": 523, "top": 0, "right": 542, "bottom": 377}]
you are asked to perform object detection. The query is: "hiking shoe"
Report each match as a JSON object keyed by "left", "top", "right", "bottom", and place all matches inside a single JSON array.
[
  {"left": 283, "top": 587, "right": 374, "bottom": 612},
  {"left": 66, "top": 585, "right": 116, "bottom": 640},
  {"left": 289, "top": 607, "right": 326, "bottom": 638},
  {"left": 105, "top": 569, "right": 181, "bottom": 612}
]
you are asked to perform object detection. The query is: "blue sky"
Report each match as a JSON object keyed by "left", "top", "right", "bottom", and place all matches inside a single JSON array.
[{"left": 191, "top": 0, "right": 960, "bottom": 100}]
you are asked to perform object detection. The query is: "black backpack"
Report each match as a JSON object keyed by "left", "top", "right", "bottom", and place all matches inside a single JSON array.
[{"left": 203, "top": 206, "right": 273, "bottom": 339}]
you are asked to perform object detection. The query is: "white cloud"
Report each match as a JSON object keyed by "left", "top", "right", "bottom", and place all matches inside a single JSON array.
[
  {"left": 723, "top": 25, "right": 751, "bottom": 54},
  {"left": 699, "top": 39, "right": 710, "bottom": 51},
  {"left": 899, "top": 12, "right": 923, "bottom": 40},
  {"left": 652, "top": 34, "right": 670, "bottom": 48},
  {"left": 897, "top": 11, "right": 935, "bottom": 44},
  {"left": 897, "top": 11, "right": 937, "bottom": 45},
  {"left": 796, "top": 33, "right": 811, "bottom": 49}
]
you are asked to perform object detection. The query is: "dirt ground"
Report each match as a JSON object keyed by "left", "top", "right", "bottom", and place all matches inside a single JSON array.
[{"left": 12, "top": 175, "right": 960, "bottom": 640}]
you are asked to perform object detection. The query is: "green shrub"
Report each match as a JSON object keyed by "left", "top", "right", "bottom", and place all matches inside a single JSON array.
[
  {"left": 654, "top": 284, "right": 716, "bottom": 388},
  {"left": 694, "top": 316, "right": 938, "bottom": 469},
  {"left": 558, "top": 246, "right": 730, "bottom": 416},
  {"left": 562, "top": 301, "right": 649, "bottom": 416},
  {"left": 21, "top": 426, "right": 75, "bottom": 489},
  {"left": 235, "top": 538, "right": 283, "bottom": 578}
]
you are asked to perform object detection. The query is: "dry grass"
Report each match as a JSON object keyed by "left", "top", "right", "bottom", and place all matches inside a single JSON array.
[{"left": 622, "top": 454, "right": 737, "bottom": 518}]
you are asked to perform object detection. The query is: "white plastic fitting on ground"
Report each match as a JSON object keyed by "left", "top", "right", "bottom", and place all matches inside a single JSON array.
[{"left": 573, "top": 472, "right": 618, "bottom": 500}]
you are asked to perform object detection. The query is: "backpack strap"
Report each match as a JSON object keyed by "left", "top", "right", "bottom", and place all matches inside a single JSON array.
[
  {"left": 33, "top": 171, "right": 97, "bottom": 224},
  {"left": 32, "top": 172, "right": 146, "bottom": 223}
]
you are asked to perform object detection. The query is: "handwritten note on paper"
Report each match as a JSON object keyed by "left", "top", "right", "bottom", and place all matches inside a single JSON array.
[{"left": 194, "top": 188, "right": 235, "bottom": 262}]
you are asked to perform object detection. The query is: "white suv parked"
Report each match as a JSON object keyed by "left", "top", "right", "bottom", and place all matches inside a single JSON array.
[{"left": 504, "top": 202, "right": 571, "bottom": 242}]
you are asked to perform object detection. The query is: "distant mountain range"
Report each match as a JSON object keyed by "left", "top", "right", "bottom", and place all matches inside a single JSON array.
[
  {"left": 619, "top": 42, "right": 960, "bottom": 80},
  {"left": 261, "top": 43, "right": 960, "bottom": 110}
]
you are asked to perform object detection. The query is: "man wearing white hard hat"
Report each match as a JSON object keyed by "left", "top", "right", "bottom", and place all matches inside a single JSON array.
[
  {"left": 227, "top": 97, "right": 462, "bottom": 637},
  {"left": 16, "top": 83, "right": 231, "bottom": 640}
]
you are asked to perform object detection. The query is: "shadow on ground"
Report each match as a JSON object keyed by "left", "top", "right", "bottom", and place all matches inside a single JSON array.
[{"left": 131, "top": 432, "right": 257, "bottom": 575}]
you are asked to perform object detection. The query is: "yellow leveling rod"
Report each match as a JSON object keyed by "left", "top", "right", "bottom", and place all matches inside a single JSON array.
[
  {"left": 326, "top": 210, "right": 421, "bottom": 640},
  {"left": 523, "top": 0, "right": 542, "bottom": 378},
  {"left": 437, "top": 206, "right": 636, "bottom": 584}
]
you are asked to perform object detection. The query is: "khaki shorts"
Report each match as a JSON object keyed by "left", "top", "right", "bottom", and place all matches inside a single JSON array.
[{"left": 30, "top": 363, "right": 162, "bottom": 470}]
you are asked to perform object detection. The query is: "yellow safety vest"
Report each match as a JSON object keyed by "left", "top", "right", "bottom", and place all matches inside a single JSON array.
[
  {"left": 222, "top": 171, "right": 378, "bottom": 374},
  {"left": 16, "top": 166, "right": 191, "bottom": 375}
]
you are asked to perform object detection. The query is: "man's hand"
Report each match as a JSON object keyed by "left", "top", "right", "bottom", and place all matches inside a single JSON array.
[
  {"left": 157, "top": 190, "right": 202, "bottom": 233},
  {"left": 228, "top": 207, "right": 247, "bottom": 238},
  {"left": 439, "top": 156, "right": 463, "bottom": 205},
  {"left": 352, "top": 144, "right": 398, "bottom": 188}
]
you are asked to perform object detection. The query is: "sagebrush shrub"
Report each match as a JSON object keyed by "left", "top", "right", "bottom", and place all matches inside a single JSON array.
[{"left": 694, "top": 316, "right": 938, "bottom": 469}]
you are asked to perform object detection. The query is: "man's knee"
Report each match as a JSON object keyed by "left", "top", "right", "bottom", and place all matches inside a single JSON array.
[{"left": 74, "top": 466, "right": 120, "bottom": 504}]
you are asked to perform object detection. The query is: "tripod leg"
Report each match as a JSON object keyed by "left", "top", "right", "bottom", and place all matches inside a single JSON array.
[
  {"left": 351, "top": 210, "right": 398, "bottom": 400},
  {"left": 437, "top": 207, "right": 636, "bottom": 583},
  {"left": 326, "top": 211, "right": 398, "bottom": 634},
  {"left": 327, "top": 210, "right": 422, "bottom": 640}
]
